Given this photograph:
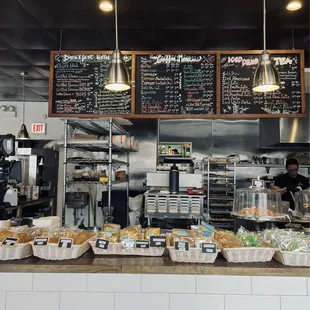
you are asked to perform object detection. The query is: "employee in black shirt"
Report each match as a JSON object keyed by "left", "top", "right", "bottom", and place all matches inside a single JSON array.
[{"left": 273, "top": 158, "right": 309, "bottom": 210}]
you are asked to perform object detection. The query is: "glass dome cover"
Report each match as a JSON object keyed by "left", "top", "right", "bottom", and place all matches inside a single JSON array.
[
  {"left": 294, "top": 188, "right": 310, "bottom": 220},
  {"left": 232, "top": 187, "right": 283, "bottom": 219}
]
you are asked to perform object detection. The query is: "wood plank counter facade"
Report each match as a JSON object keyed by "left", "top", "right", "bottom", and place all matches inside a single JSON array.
[{"left": 1, "top": 250, "right": 309, "bottom": 276}]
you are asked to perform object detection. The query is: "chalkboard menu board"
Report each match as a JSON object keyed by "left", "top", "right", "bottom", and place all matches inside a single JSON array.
[
  {"left": 49, "top": 52, "right": 132, "bottom": 116},
  {"left": 135, "top": 53, "right": 217, "bottom": 116},
  {"left": 220, "top": 52, "right": 304, "bottom": 116}
]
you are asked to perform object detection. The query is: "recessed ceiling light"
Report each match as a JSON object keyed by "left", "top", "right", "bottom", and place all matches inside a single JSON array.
[
  {"left": 285, "top": 0, "right": 303, "bottom": 11},
  {"left": 99, "top": 0, "right": 113, "bottom": 12}
]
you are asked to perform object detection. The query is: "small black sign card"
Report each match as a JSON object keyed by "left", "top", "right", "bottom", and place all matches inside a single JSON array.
[
  {"left": 34, "top": 238, "right": 48, "bottom": 246},
  {"left": 150, "top": 236, "right": 166, "bottom": 248},
  {"left": 201, "top": 243, "right": 216, "bottom": 253},
  {"left": 175, "top": 241, "right": 189, "bottom": 251},
  {"left": 95, "top": 239, "right": 109, "bottom": 250},
  {"left": 2, "top": 237, "right": 18, "bottom": 246},
  {"left": 58, "top": 238, "right": 73, "bottom": 249},
  {"left": 135, "top": 240, "right": 150, "bottom": 249}
]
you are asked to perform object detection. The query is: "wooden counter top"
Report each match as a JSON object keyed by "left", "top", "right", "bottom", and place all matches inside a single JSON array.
[{"left": 0, "top": 250, "right": 309, "bottom": 276}]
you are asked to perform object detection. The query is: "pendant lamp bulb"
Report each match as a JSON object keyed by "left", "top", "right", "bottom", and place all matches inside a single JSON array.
[
  {"left": 252, "top": 0, "right": 280, "bottom": 93},
  {"left": 104, "top": 0, "right": 130, "bottom": 92},
  {"left": 18, "top": 71, "right": 30, "bottom": 140}
]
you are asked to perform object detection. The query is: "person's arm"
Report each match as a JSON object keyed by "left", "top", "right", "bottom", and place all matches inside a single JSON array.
[{"left": 272, "top": 185, "right": 287, "bottom": 194}]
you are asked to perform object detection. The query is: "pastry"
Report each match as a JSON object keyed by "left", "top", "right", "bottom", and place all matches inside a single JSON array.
[{"left": 144, "top": 227, "right": 160, "bottom": 241}]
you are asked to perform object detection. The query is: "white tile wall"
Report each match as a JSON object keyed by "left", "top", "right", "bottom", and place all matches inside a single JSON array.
[
  {"left": 0, "top": 273, "right": 33, "bottom": 291},
  {"left": 60, "top": 293, "right": 114, "bottom": 310},
  {"left": 114, "top": 293, "right": 169, "bottom": 310},
  {"left": 225, "top": 295, "right": 281, "bottom": 310},
  {"left": 252, "top": 277, "right": 307, "bottom": 296},
  {"left": 281, "top": 296, "right": 310, "bottom": 310},
  {"left": 0, "top": 292, "right": 5, "bottom": 310},
  {"left": 0, "top": 273, "right": 309, "bottom": 310},
  {"left": 33, "top": 273, "right": 87, "bottom": 292},
  {"left": 197, "top": 275, "right": 251, "bottom": 295},
  {"left": 87, "top": 274, "right": 141, "bottom": 292},
  {"left": 142, "top": 274, "right": 195, "bottom": 293},
  {"left": 170, "top": 294, "right": 224, "bottom": 310},
  {"left": 6, "top": 292, "right": 59, "bottom": 310}
]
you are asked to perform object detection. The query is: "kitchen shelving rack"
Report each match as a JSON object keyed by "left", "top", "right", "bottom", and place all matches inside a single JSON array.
[
  {"left": 202, "top": 158, "right": 236, "bottom": 230},
  {"left": 62, "top": 118, "right": 130, "bottom": 227}
]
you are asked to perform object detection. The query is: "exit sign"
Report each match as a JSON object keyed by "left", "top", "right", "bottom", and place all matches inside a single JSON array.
[{"left": 31, "top": 123, "right": 46, "bottom": 134}]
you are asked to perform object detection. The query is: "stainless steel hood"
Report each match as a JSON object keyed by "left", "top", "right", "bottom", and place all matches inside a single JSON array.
[{"left": 259, "top": 95, "right": 310, "bottom": 147}]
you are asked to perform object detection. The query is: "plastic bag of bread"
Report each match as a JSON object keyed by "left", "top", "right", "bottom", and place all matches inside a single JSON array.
[
  {"left": 0, "top": 230, "right": 12, "bottom": 243},
  {"left": 144, "top": 227, "right": 160, "bottom": 241},
  {"left": 103, "top": 223, "right": 121, "bottom": 233},
  {"left": 120, "top": 225, "right": 142, "bottom": 241},
  {"left": 98, "top": 231, "right": 119, "bottom": 243},
  {"left": 172, "top": 229, "right": 195, "bottom": 247},
  {"left": 73, "top": 230, "right": 94, "bottom": 245},
  {"left": 214, "top": 230, "right": 236, "bottom": 241},
  {"left": 218, "top": 238, "right": 244, "bottom": 248}
]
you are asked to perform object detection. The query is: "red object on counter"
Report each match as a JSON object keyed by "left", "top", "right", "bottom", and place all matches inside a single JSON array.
[{"left": 187, "top": 188, "right": 204, "bottom": 195}]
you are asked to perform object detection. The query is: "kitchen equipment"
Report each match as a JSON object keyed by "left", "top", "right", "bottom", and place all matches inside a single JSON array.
[{"left": 169, "top": 163, "right": 179, "bottom": 194}]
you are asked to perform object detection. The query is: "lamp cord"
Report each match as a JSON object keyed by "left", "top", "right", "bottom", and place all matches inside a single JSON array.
[
  {"left": 22, "top": 74, "right": 25, "bottom": 125},
  {"left": 292, "top": 29, "right": 295, "bottom": 50},
  {"left": 263, "top": 0, "right": 266, "bottom": 51},
  {"left": 115, "top": 0, "right": 119, "bottom": 50}
]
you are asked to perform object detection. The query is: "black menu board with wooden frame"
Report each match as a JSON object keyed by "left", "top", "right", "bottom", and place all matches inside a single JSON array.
[
  {"left": 48, "top": 50, "right": 135, "bottom": 118},
  {"left": 219, "top": 50, "right": 305, "bottom": 118},
  {"left": 48, "top": 49, "right": 305, "bottom": 119},
  {"left": 134, "top": 51, "right": 218, "bottom": 118}
]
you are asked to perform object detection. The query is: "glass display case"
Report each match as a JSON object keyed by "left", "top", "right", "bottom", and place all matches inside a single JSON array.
[
  {"left": 295, "top": 188, "right": 310, "bottom": 219},
  {"left": 232, "top": 187, "right": 283, "bottom": 220}
]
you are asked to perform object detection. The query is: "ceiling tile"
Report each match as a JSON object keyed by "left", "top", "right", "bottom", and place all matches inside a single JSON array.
[
  {"left": 0, "top": 29, "right": 58, "bottom": 49},
  {"left": 0, "top": 77, "right": 22, "bottom": 87},
  {"left": 0, "top": 50, "right": 29, "bottom": 66},
  {"left": 14, "top": 78, "right": 49, "bottom": 88},
  {"left": 48, "top": 29, "right": 107, "bottom": 50},
  {"left": 0, "top": 0, "right": 39, "bottom": 28},
  {"left": 21, "top": 0, "right": 97, "bottom": 28},
  {"left": 18, "top": 50, "right": 51, "bottom": 66},
  {"left": 0, "top": 66, "right": 46, "bottom": 79},
  {"left": 0, "top": 87, "right": 45, "bottom": 101},
  {"left": 30, "top": 87, "right": 49, "bottom": 96}
]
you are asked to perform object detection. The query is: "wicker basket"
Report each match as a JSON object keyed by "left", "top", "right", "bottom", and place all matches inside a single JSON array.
[
  {"left": 167, "top": 246, "right": 218, "bottom": 263},
  {"left": 221, "top": 247, "right": 276, "bottom": 263},
  {"left": 0, "top": 243, "right": 32, "bottom": 260},
  {"left": 31, "top": 241, "right": 90, "bottom": 260},
  {"left": 274, "top": 251, "right": 310, "bottom": 267},
  {"left": 89, "top": 241, "right": 165, "bottom": 256}
]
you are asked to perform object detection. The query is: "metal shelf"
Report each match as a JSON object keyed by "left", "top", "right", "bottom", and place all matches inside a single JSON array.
[
  {"left": 67, "top": 158, "right": 129, "bottom": 166},
  {"left": 67, "top": 119, "right": 130, "bottom": 136},
  {"left": 234, "top": 163, "right": 310, "bottom": 168},
  {"left": 67, "top": 142, "right": 129, "bottom": 154},
  {"left": 209, "top": 218, "right": 233, "bottom": 222},
  {"left": 67, "top": 180, "right": 128, "bottom": 185},
  {"left": 209, "top": 196, "right": 234, "bottom": 200}
]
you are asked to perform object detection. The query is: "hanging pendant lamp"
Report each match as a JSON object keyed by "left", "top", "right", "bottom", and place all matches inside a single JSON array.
[
  {"left": 104, "top": 0, "right": 130, "bottom": 91},
  {"left": 18, "top": 72, "right": 30, "bottom": 140},
  {"left": 252, "top": 0, "right": 280, "bottom": 93}
]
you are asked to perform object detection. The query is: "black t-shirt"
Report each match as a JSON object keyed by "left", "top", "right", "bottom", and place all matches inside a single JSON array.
[{"left": 274, "top": 173, "right": 309, "bottom": 209}]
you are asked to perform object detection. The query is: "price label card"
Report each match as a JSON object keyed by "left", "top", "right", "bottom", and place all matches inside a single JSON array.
[
  {"left": 150, "top": 236, "right": 166, "bottom": 248},
  {"left": 34, "top": 238, "right": 48, "bottom": 246},
  {"left": 95, "top": 239, "right": 109, "bottom": 250},
  {"left": 201, "top": 243, "right": 216, "bottom": 253},
  {"left": 135, "top": 240, "right": 150, "bottom": 249},
  {"left": 175, "top": 241, "right": 189, "bottom": 251},
  {"left": 2, "top": 238, "right": 18, "bottom": 246},
  {"left": 58, "top": 238, "right": 73, "bottom": 249}
]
